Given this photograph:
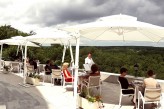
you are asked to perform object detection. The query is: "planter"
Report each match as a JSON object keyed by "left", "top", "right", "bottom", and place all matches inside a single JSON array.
[
  {"left": 78, "top": 95, "right": 100, "bottom": 109},
  {"left": 26, "top": 77, "right": 40, "bottom": 85},
  {"left": 3, "top": 69, "right": 9, "bottom": 74}
]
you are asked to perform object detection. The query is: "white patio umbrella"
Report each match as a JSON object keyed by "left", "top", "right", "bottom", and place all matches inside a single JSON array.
[
  {"left": 24, "top": 30, "right": 75, "bottom": 65},
  {"left": 25, "top": 30, "right": 72, "bottom": 45},
  {"left": 0, "top": 38, "right": 39, "bottom": 60},
  {"left": 64, "top": 14, "right": 164, "bottom": 42},
  {"left": 0, "top": 37, "right": 39, "bottom": 72},
  {"left": 62, "top": 14, "right": 164, "bottom": 108},
  {"left": 14, "top": 30, "right": 75, "bottom": 87}
]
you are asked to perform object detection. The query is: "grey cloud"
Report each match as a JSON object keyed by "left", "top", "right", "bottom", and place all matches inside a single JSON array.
[
  {"left": 27, "top": 1, "right": 105, "bottom": 26},
  {"left": 0, "top": 0, "right": 12, "bottom": 8},
  {"left": 89, "top": 0, "right": 107, "bottom": 6},
  {"left": 22, "top": 0, "right": 164, "bottom": 28}
]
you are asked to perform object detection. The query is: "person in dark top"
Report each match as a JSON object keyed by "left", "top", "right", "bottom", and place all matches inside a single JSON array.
[
  {"left": 86, "top": 64, "right": 100, "bottom": 79},
  {"left": 49, "top": 60, "right": 60, "bottom": 69},
  {"left": 78, "top": 64, "right": 100, "bottom": 92},
  {"left": 118, "top": 67, "right": 134, "bottom": 94},
  {"left": 28, "top": 58, "right": 38, "bottom": 73},
  {"left": 45, "top": 60, "right": 52, "bottom": 75},
  {"left": 29, "top": 58, "right": 37, "bottom": 71}
]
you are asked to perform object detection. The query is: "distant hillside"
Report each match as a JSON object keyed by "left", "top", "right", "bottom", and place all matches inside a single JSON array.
[
  {"left": 0, "top": 25, "right": 33, "bottom": 40},
  {"left": 1, "top": 25, "right": 164, "bottom": 79}
]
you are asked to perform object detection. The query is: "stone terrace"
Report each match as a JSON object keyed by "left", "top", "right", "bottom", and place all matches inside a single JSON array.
[{"left": 0, "top": 71, "right": 163, "bottom": 109}]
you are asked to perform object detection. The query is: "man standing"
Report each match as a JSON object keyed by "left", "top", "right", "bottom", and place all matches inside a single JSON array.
[{"left": 85, "top": 53, "right": 94, "bottom": 66}]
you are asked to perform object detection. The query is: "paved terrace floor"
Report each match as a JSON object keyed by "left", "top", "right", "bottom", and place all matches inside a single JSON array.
[{"left": 0, "top": 71, "right": 164, "bottom": 109}]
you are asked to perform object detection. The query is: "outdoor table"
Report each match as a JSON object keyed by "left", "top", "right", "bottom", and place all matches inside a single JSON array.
[
  {"left": 131, "top": 80, "right": 144, "bottom": 108},
  {"left": 78, "top": 72, "right": 89, "bottom": 86},
  {"left": 78, "top": 72, "right": 89, "bottom": 81}
]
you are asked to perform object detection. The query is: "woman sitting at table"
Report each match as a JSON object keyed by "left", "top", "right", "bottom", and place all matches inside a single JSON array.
[
  {"left": 78, "top": 64, "right": 100, "bottom": 92},
  {"left": 88, "top": 64, "right": 100, "bottom": 77},
  {"left": 81, "top": 64, "right": 100, "bottom": 80},
  {"left": 142, "top": 70, "right": 160, "bottom": 108},
  {"left": 143, "top": 70, "right": 158, "bottom": 88},
  {"left": 118, "top": 67, "right": 134, "bottom": 94}
]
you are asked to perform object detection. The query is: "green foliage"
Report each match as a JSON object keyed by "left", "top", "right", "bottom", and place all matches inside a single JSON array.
[
  {"left": 79, "top": 89, "right": 87, "bottom": 98},
  {"left": 28, "top": 73, "right": 40, "bottom": 79},
  {"left": 79, "top": 46, "right": 164, "bottom": 79},
  {"left": 0, "top": 25, "right": 30, "bottom": 40},
  {"left": 86, "top": 95, "right": 102, "bottom": 103},
  {"left": 1, "top": 25, "right": 164, "bottom": 79},
  {"left": 79, "top": 87, "right": 102, "bottom": 103}
]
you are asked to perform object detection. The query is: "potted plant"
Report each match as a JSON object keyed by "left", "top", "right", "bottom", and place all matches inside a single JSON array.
[
  {"left": 78, "top": 88, "right": 104, "bottom": 109},
  {"left": 26, "top": 72, "right": 41, "bottom": 85},
  {"left": 3, "top": 65, "right": 11, "bottom": 74}
]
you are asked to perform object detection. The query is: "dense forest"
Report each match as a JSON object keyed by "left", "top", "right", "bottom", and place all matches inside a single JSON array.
[{"left": 1, "top": 25, "right": 164, "bottom": 79}]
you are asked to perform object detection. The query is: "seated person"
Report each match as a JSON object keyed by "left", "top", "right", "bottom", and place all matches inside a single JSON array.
[
  {"left": 78, "top": 64, "right": 100, "bottom": 92},
  {"left": 62, "top": 62, "right": 73, "bottom": 81},
  {"left": 118, "top": 67, "right": 134, "bottom": 94},
  {"left": 143, "top": 70, "right": 158, "bottom": 88},
  {"left": 29, "top": 58, "right": 38, "bottom": 72},
  {"left": 85, "top": 64, "right": 100, "bottom": 79},
  {"left": 139, "top": 70, "right": 159, "bottom": 107},
  {"left": 50, "top": 60, "right": 60, "bottom": 69},
  {"left": 45, "top": 60, "right": 52, "bottom": 75},
  {"left": 134, "top": 70, "right": 159, "bottom": 98}
]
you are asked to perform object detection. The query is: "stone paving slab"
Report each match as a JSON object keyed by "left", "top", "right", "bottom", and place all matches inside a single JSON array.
[
  {"left": 0, "top": 72, "right": 164, "bottom": 109},
  {"left": 120, "top": 105, "right": 134, "bottom": 109},
  {"left": 0, "top": 104, "right": 6, "bottom": 109}
]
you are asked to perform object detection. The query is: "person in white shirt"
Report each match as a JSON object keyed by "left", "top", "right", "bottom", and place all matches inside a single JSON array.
[{"left": 85, "top": 53, "right": 94, "bottom": 66}]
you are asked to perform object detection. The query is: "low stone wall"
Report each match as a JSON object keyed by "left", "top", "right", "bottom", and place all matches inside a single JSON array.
[
  {"left": 100, "top": 72, "right": 164, "bottom": 93},
  {"left": 100, "top": 72, "right": 136, "bottom": 84}
]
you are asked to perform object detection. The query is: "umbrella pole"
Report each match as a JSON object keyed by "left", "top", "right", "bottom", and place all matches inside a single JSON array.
[
  {"left": 19, "top": 42, "right": 30, "bottom": 87},
  {"left": 0, "top": 44, "right": 3, "bottom": 71},
  {"left": 73, "top": 32, "right": 80, "bottom": 109},
  {"left": 16, "top": 45, "right": 20, "bottom": 56},
  {"left": 69, "top": 43, "right": 74, "bottom": 67},
  {"left": 62, "top": 45, "right": 66, "bottom": 63},
  {"left": 69, "top": 42, "right": 75, "bottom": 81},
  {"left": 23, "top": 43, "right": 27, "bottom": 84}
]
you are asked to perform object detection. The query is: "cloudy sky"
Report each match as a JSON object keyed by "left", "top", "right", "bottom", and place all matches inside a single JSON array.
[{"left": 0, "top": 0, "right": 164, "bottom": 33}]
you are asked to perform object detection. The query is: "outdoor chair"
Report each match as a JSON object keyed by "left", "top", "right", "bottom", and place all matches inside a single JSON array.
[
  {"left": 10, "top": 62, "right": 21, "bottom": 73},
  {"left": 51, "top": 69, "right": 62, "bottom": 86},
  {"left": 138, "top": 88, "right": 162, "bottom": 109},
  {"left": 81, "top": 76, "right": 101, "bottom": 96},
  {"left": 39, "top": 64, "right": 46, "bottom": 83},
  {"left": 26, "top": 65, "right": 35, "bottom": 75},
  {"left": 38, "top": 64, "right": 51, "bottom": 83},
  {"left": 117, "top": 79, "right": 134, "bottom": 106},
  {"left": 38, "top": 64, "right": 45, "bottom": 74},
  {"left": 62, "top": 69, "right": 74, "bottom": 87}
]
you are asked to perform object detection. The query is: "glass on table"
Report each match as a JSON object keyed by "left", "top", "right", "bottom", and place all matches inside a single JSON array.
[{"left": 134, "top": 80, "right": 143, "bottom": 83}]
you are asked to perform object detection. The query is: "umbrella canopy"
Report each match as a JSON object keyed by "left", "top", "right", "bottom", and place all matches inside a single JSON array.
[
  {"left": 13, "top": 30, "right": 76, "bottom": 86},
  {"left": 62, "top": 14, "right": 164, "bottom": 108},
  {"left": 78, "top": 36, "right": 164, "bottom": 47},
  {"left": 0, "top": 37, "right": 39, "bottom": 47},
  {"left": 63, "top": 14, "right": 164, "bottom": 43},
  {"left": 0, "top": 36, "right": 39, "bottom": 60},
  {"left": 24, "top": 30, "right": 74, "bottom": 45},
  {"left": 0, "top": 36, "right": 39, "bottom": 72}
]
